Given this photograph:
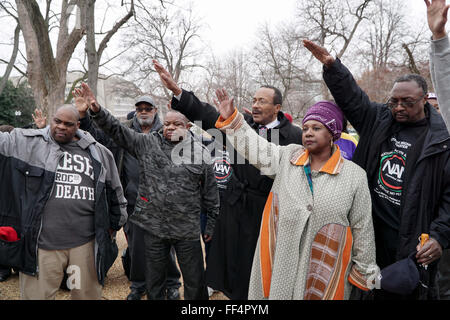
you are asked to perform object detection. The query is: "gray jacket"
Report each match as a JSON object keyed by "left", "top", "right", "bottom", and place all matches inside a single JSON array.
[
  {"left": 0, "top": 127, "right": 127, "bottom": 284},
  {"left": 90, "top": 107, "right": 220, "bottom": 241}
]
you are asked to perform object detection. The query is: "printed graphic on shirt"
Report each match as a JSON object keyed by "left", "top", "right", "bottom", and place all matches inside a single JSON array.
[
  {"left": 213, "top": 150, "right": 233, "bottom": 189},
  {"left": 54, "top": 151, "right": 95, "bottom": 201},
  {"left": 374, "top": 137, "right": 411, "bottom": 207}
]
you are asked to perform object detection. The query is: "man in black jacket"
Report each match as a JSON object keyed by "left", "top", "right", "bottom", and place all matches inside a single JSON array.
[
  {"left": 153, "top": 60, "right": 303, "bottom": 300},
  {"left": 304, "top": 39, "right": 450, "bottom": 300}
]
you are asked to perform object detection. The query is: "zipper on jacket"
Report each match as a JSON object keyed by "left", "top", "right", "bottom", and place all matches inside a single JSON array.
[
  {"left": 94, "top": 159, "right": 105, "bottom": 282},
  {"left": 35, "top": 152, "right": 64, "bottom": 275}
]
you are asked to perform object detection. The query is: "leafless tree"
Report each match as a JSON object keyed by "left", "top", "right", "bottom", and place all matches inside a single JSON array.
[
  {"left": 199, "top": 49, "right": 256, "bottom": 110},
  {"left": 84, "top": 0, "right": 137, "bottom": 97},
  {"left": 251, "top": 21, "right": 323, "bottom": 118},
  {"left": 299, "top": 0, "right": 372, "bottom": 57},
  {"left": 297, "top": 0, "right": 372, "bottom": 99},
  {"left": 354, "top": 0, "right": 431, "bottom": 101},
  {"left": 123, "top": 1, "right": 204, "bottom": 101},
  {"left": 0, "top": 1, "right": 22, "bottom": 95},
  {"left": 15, "top": 0, "right": 86, "bottom": 117}
]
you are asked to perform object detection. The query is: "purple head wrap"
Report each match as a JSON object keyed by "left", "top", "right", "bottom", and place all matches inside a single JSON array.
[{"left": 302, "top": 101, "right": 344, "bottom": 141}]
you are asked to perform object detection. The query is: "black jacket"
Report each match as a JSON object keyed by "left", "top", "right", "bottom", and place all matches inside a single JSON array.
[
  {"left": 323, "top": 59, "right": 450, "bottom": 267},
  {"left": 171, "top": 89, "right": 302, "bottom": 299}
]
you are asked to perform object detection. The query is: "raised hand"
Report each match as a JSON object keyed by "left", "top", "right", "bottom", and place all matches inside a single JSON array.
[
  {"left": 425, "top": 0, "right": 450, "bottom": 40},
  {"left": 303, "top": 39, "right": 336, "bottom": 67},
  {"left": 72, "top": 88, "right": 89, "bottom": 118},
  {"left": 32, "top": 108, "right": 47, "bottom": 129},
  {"left": 153, "top": 60, "right": 182, "bottom": 96},
  {"left": 80, "top": 83, "right": 100, "bottom": 113},
  {"left": 213, "top": 88, "right": 235, "bottom": 120}
]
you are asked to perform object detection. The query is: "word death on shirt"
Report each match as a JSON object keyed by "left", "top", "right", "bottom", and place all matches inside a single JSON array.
[{"left": 55, "top": 184, "right": 94, "bottom": 200}]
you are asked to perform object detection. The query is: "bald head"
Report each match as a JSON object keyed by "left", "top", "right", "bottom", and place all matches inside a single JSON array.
[
  {"left": 163, "top": 110, "right": 190, "bottom": 142},
  {"left": 166, "top": 110, "right": 189, "bottom": 125},
  {"left": 50, "top": 104, "right": 80, "bottom": 144},
  {"left": 56, "top": 104, "right": 80, "bottom": 121}
]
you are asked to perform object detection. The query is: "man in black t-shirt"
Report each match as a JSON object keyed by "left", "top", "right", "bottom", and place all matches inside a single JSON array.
[{"left": 305, "top": 40, "right": 450, "bottom": 300}]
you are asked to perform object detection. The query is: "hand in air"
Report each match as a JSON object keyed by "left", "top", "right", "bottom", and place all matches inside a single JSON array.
[{"left": 213, "top": 88, "right": 235, "bottom": 120}]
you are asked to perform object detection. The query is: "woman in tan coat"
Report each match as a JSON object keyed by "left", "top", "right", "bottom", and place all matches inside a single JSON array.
[{"left": 213, "top": 89, "right": 379, "bottom": 300}]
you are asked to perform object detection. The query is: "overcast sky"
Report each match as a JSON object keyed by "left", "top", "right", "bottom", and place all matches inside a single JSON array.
[
  {"left": 0, "top": 0, "right": 436, "bottom": 77},
  {"left": 192, "top": 0, "right": 428, "bottom": 56},
  {"left": 190, "top": 0, "right": 298, "bottom": 55}
]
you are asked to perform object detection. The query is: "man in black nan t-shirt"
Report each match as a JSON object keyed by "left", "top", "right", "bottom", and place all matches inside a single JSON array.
[{"left": 305, "top": 39, "right": 450, "bottom": 300}]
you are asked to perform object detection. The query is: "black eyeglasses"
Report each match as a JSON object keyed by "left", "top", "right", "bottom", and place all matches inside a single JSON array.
[
  {"left": 386, "top": 94, "right": 425, "bottom": 109},
  {"left": 136, "top": 106, "right": 155, "bottom": 113}
]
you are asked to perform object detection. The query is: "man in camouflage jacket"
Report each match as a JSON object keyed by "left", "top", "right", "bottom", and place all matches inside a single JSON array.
[{"left": 80, "top": 83, "right": 219, "bottom": 300}]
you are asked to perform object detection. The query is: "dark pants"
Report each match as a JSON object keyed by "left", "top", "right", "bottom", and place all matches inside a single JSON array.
[
  {"left": 437, "top": 249, "right": 450, "bottom": 300},
  {"left": 0, "top": 265, "right": 11, "bottom": 278},
  {"left": 144, "top": 232, "right": 208, "bottom": 300},
  {"left": 125, "top": 221, "right": 181, "bottom": 293},
  {"left": 200, "top": 212, "right": 211, "bottom": 262}
]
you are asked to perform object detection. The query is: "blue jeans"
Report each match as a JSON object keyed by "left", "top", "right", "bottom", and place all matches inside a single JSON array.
[{"left": 144, "top": 232, "right": 208, "bottom": 300}]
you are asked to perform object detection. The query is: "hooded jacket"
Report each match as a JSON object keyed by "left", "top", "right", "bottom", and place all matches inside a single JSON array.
[{"left": 0, "top": 127, "right": 127, "bottom": 285}]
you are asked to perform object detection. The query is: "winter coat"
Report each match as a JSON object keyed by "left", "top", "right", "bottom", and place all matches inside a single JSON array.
[
  {"left": 215, "top": 110, "right": 378, "bottom": 300},
  {"left": 0, "top": 127, "right": 127, "bottom": 285},
  {"left": 323, "top": 58, "right": 450, "bottom": 298},
  {"left": 80, "top": 113, "right": 163, "bottom": 213},
  {"left": 171, "top": 89, "right": 303, "bottom": 299},
  {"left": 90, "top": 107, "right": 220, "bottom": 241}
]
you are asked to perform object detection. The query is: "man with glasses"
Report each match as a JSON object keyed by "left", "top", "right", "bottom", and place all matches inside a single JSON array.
[
  {"left": 75, "top": 93, "right": 181, "bottom": 300},
  {"left": 304, "top": 39, "right": 450, "bottom": 300},
  {"left": 153, "top": 60, "right": 302, "bottom": 300}
]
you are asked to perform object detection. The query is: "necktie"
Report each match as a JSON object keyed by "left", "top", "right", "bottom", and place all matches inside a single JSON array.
[{"left": 259, "top": 126, "right": 268, "bottom": 135}]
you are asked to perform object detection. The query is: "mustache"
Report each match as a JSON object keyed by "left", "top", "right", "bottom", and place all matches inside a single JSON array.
[{"left": 137, "top": 115, "right": 155, "bottom": 126}]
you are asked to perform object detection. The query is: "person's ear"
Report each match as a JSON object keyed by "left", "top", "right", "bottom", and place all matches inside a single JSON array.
[{"left": 274, "top": 104, "right": 281, "bottom": 114}]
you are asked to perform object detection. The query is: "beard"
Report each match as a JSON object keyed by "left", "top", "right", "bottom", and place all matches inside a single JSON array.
[{"left": 137, "top": 114, "right": 155, "bottom": 127}]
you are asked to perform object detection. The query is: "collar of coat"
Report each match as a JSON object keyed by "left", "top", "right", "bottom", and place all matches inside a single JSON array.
[
  {"left": 245, "top": 111, "right": 293, "bottom": 139},
  {"left": 22, "top": 126, "right": 100, "bottom": 152},
  {"left": 290, "top": 144, "right": 344, "bottom": 175}
]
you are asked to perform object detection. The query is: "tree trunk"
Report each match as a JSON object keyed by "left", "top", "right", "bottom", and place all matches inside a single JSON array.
[
  {"left": 85, "top": 0, "right": 99, "bottom": 96},
  {"left": 0, "top": 24, "right": 21, "bottom": 95},
  {"left": 15, "top": 0, "right": 84, "bottom": 118}
]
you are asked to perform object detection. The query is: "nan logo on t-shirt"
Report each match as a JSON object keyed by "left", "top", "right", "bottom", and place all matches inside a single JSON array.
[
  {"left": 374, "top": 137, "right": 411, "bottom": 207},
  {"left": 213, "top": 150, "right": 233, "bottom": 189},
  {"left": 379, "top": 152, "right": 406, "bottom": 191}
]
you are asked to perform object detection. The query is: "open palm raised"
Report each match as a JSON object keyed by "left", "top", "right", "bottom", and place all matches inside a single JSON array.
[
  {"left": 213, "top": 88, "right": 235, "bottom": 120},
  {"left": 303, "top": 39, "right": 336, "bottom": 67}
]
